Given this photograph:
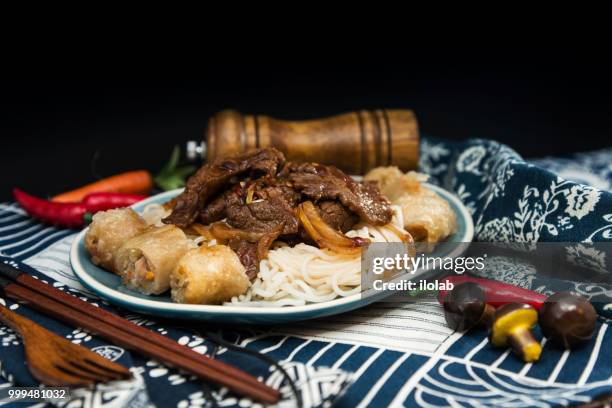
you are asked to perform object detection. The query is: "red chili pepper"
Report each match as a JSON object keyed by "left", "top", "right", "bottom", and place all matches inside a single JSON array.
[
  {"left": 437, "top": 275, "right": 547, "bottom": 310},
  {"left": 81, "top": 192, "right": 146, "bottom": 213},
  {"left": 13, "top": 189, "right": 146, "bottom": 229}
]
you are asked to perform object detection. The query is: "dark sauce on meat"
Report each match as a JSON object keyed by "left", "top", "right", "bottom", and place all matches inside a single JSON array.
[{"left": 164, "top": 148, "right": 392, "bottom": 279}]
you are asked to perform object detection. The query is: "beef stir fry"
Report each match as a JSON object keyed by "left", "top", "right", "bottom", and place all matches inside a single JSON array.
[
  {"left": 164, "top": 148, "right": 285, "bottom": 228},
  {"left": 163, "top": 147, "right": 393, "bottom": 277}
]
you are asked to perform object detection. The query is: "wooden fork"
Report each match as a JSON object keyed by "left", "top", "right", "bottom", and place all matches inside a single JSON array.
[{"left": 0, "top": 304, "right": 132, "bottom": 387}]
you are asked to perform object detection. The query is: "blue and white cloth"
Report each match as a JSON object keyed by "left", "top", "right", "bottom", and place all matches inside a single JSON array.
[{"left": 1, "top": 137, "right": 612, "bottom": 407}]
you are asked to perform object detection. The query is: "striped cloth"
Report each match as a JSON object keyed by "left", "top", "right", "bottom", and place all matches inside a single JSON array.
[{"left": 1, "top": 139, "right": 612, "bottom": 407}]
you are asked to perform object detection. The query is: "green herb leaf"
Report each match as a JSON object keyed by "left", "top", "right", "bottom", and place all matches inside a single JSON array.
[{"left": 155, "top": 146, "right": 196, "bottom": 191}]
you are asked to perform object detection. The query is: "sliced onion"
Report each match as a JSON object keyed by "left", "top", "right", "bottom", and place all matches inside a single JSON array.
[
  {"left": 385, "top": 224, "right": 416, "bottom": 258},
  {"left": 298, "top": 201, "right": 368, "bottom": 255},
  {"left": 257, "top": 224, "right": 284, "bottom": 260},
  {"left": 189, "top": 223, "right": 216, "bottom": 241},
  {"left": 163, "top": 198, "right": 177, "bottom": 211},
  {"left": 209, "top": 222, "right": 265, "bottom": 243},
  {"left": 192, "top": 218, "right": 282, "bottom": 262},
  {"left": 245, "top": 183, "right": 255, "bottom": 204}
]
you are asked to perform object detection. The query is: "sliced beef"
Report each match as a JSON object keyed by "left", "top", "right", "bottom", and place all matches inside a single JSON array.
[
  {"left": 226, "top": 194, "right": 299, "bottom": 235},
  {"left": 281, "top": 162, "right": 392, "bottom": 225},
  {"left": 317, "top": 200, "right": 359, "bottom": 232},
  {"left": 201, "top": 178, "right": 300, "bottom": 235},
  {"left": 199, "top": 191, "right": 228, "bottom": 224},
  {"left": 163, "top": 148, "right": 285, "bottom": 228},
  {"left": 255, "top": 182, "right": 301, "bottom": 207},
  {"left": 228, "top": 224, "right": 283, "bottom": 280},
  {"left": 228, "top": 239, "right": 259, "bottom": 279}
]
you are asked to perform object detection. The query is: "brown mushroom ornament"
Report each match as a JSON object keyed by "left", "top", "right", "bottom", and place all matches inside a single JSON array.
[
  {"left": 490, "top": 303, "right": 542, "bottom": 363},
  {"left": 539, "top": 292, "right": 597, "bottom": 349},
  {"left": 444, "top": 282, "right": 496, "bottom": 331}
]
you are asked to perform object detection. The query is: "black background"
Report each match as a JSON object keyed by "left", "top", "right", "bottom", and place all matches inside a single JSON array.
[{"left": 2, "top": 50, "right": 611, "bottom": 201}]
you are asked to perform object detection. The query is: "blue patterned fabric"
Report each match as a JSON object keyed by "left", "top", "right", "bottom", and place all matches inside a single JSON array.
[{"left": 1, "top": 137, "right": 612, "bottom": 407}]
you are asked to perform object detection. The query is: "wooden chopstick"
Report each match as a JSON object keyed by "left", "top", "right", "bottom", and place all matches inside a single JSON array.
[
  {"left": 15, "top": 272, "right": 274, "bottom": 396},
  {"left": 3, "top": 283, "right": 279, "bottom": 403},
  {"left": 0, "top": 264, "right": 279, "bottom": 403}
]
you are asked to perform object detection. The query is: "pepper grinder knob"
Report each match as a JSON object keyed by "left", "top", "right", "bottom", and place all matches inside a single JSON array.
[{"left": 186, "top": 140, "right": 206, "bottom": 161}]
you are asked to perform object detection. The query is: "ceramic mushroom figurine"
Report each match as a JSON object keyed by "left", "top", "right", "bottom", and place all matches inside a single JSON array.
[
  {"left": 443, "top": 282, "right": 496, "bottom": 331},
  {"left": 490, "top": 303, "right": 542, "bottom": 362},
  {"left": 539, "top": 292, "right": 597, "bottom": 349}
]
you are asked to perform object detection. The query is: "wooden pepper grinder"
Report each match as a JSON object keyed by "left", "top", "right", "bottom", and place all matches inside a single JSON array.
[{"left": 187, "top": 109, "right": 419, "bottom": 174}]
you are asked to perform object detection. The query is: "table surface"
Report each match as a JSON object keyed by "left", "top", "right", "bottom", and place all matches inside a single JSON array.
[{"left": 1, "top": 138, "right": 612, "bottom": 407}]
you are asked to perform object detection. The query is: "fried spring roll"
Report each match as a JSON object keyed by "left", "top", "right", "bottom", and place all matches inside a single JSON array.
[
  {"left": 85, "top": 208, "right": 148, "bottom": 272},
  {"left": 171, "top": 245, "right": 249, "bottom": 304},
  {"left": 115, "top": 225, "right": 189, "bottom": 295}
]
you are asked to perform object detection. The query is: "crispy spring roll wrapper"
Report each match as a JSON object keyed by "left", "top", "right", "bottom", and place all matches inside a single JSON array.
[
  {"left": 85, "top": 208, "right": 148, "bottom": 272},
  {"left": 365, "top": 167, "right": 457, "bottom": 243},
  {"left": 171, "top": 245, "right": 250, "bottom": 304},
  {"left": 115, "top": 225, "right": 189, "bottom": 295}
]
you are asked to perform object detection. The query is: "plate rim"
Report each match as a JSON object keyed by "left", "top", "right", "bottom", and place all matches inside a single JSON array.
[{"left": 70, "top": 183, "right": 474, "bottom": 316}]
